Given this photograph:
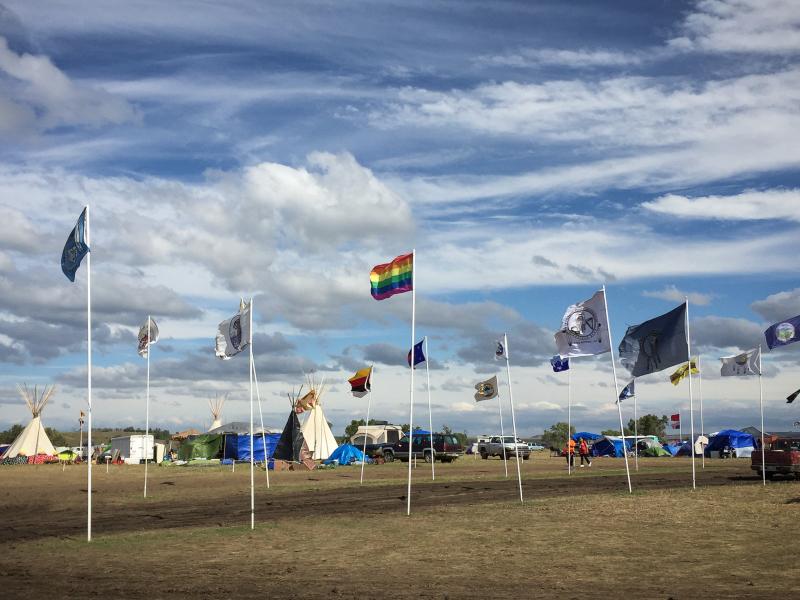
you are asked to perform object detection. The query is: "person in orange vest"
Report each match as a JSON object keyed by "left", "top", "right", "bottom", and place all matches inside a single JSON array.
[
  {"left": 579, "top": 437, "right": 592, "bottom": 468},
  {"left": 564, "top": 437, "right": 576, "bottom": 468}
]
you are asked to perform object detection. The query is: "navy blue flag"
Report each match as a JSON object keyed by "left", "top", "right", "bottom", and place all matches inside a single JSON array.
[
  {"left": 618, "top": 379, "right": 635, "bottom": 403},
  {"left": 61, "top": 208, "right": 89, "bottom": 282},
  {"left": 550, "top": 355, "right": 569, "bottom": 372},
  {"left": 407, "top": 339, "right": 425, "bottom": 368},
  {"left": 787, "top": 388, "right": 800, "bottom": 404},
  {"left": 765, "top": 315, "right": 800, "bottom": 350},
  {"left": 618, "top": 303, "right": 687, "bottom": 377}
]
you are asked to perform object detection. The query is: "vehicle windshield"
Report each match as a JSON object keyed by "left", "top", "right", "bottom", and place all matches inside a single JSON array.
[{"left": 502, "top": 436, "right": 520, "bottom": 443}]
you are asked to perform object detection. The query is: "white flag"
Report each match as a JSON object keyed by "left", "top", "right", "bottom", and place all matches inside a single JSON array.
[
  {"left": 494, "top": 339, "right": 506, "bottom": 360},
  {"left": 137, "top": 317, "right": 159, "bottom": 358},
  {"left": 474, "top": 376, "right": 499, "bottom": 402},
  {"left": 215, "top": 299, "right": 252, "bottom": 360},
  {"left": 554, "top": 290, "right": 611, "bottom": 358},
  {"left": 720, "top": 347, "right": 761, "bottom": 376}
]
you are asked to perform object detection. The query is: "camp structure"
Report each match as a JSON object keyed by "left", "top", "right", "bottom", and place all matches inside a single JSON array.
[
  {"left": 591, "top": 435, "right": 634, "bottom": 458},
  {"left": 273, "top": 387, "right": 307, "bottom": 464},
  {"left": 323, "top": 443, "right": 368, "bottom": 466},
  {"left": 297, "top": 375, "right": 338, "bottom": 461},
  {"left": 177, "top": 433, "right": 224, "bottom": 461},
  {"left": 1, "top": 384, "right": 57, "bottom": 460},
  {"left": 705, "top": 429, "right": 756, "bottom": 458},
  {"left": 208, "top": 394, "right": 226, "bottom": 432}
]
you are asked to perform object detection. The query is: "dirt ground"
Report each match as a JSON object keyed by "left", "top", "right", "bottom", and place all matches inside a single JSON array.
[{"left": 1, "top": 454, "right": 798, "bottom": 598}]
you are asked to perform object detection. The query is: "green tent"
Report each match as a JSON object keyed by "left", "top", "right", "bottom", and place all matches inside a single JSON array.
[
  {"left": 178, "top": 434, "right": 223, "bottom": 460},
  {"left": 642, "top": 445, "right": 671, "bottom": 457}
]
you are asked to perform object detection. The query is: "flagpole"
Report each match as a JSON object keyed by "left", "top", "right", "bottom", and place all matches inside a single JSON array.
[
  {"left": 758, "top": 345, "right": 766, "bottom": 486},
  {"left": 504, "top": 334, "right": 523, "bottom": 503},
  {"left": 498, "top": 385, "right": 508, "bottom": 478},
  {"left": 86, "top": 205, "right": 93, "bottom": 541},
  {"left": 249, "top": 297, "right": 255, "bottom": 529},
  {"left": 144, "top": 316, "right": 150, "bottom": 498},
  {"left": 407, "top": 249, "right": 415, "bottom": 516},
  {"left": 567, "top": 360, "right": 572, "bottom": 475},
  {"left": 633, "top": 385, "right": 638, "bottom": 472},
  {"left": 423, "top": 337, "right": 435, "bottom": 481},
  {"left": 679, "top": 412, "right": 682, "bottom": 445},
  {"left": 602, "top": 285, "right": 632, "bottom": 493},
  {"left": 361, "top": 365, "right": 373, "bottom": 485},
  {"left": 252, "top": 362, "right": 270, "bottom": 489},
  {"left": 699, "top": 356, "right": 705, "bottom": 470},
  {"left": 685, "top": 298, "right": 696, "bottom": 491}
]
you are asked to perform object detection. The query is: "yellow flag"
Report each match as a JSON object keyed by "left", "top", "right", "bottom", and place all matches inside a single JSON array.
[{"left": 670, "top": 358, "right": 700, "bottom": 386}]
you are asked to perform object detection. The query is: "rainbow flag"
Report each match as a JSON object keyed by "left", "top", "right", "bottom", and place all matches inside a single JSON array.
[{"left": 370, "top": 252, "right": 413, "bottom": 300}]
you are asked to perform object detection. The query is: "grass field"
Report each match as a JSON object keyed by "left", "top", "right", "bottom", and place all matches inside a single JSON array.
[{"left": 1, "top": 454, "right": 798, "bottom": 599}]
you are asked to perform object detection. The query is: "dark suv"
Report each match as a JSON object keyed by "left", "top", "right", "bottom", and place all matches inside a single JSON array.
[{"left": 381, "top": 433, "right": 463, "bottom": 463}]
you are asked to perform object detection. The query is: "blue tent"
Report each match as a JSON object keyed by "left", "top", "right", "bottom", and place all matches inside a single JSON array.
[
  {"left": 591, "top": 436, "right": 633, "bottom": 457},
  {"left": 662, "top": 443, "right": 681, "bottom": 456},
  {"left": 223, "top": 433, "right": 281, "bottom": 463},
  {"left": 572, "top": 432, "right": 603, "bottom": 442},
  {"left": 705, "top": 430, "right": 756, "bottom": 456},
  {"left": 323, "top": 443, "right": 369, "bottom": 466}
]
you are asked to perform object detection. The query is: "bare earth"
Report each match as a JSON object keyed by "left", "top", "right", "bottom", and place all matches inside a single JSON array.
[{"left": 1, "top": 455, "right": 798, "bottom": 599}]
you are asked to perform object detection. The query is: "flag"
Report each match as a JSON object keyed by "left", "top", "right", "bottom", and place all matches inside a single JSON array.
[
  {"left": 787, "top": 388, "right": 800, "bottom": 404},
  {"left": 618, "top": 379, "right": 635, "bottom": 403},
  {"left": 61, "top": 207, "right": 90, "bottom": 282},
  {"left": 474, "top": 376, "right": 499, "bottom": 402},
  {"left": 370, "top": 253, "right": 413, "bottom": 300},
  {"left": 348, "top": 367, "right": 372, "bottom": 398},
  {"left": 137, "top": 317, "right": 160, "bottom": 358},
  {"left": 670, "top": 413, "right": 680, "bottom": 430},
  {"left": 215, "top": 299, "right": 251, "bottom": 360},
  {"left": 764, "top": 315, "right": 800, "bottom": 350},
  {"left": 720, "top": 347, "right": 761, "bottom": 376},
  {"left": 295, "top": 389, "right": 317, "bottom": 414},
  {"left": 495, "top": 339, "right": 507, "bottom": 360},
  {"left": 554, "top": 290, "right": 611, "bottom": 358},
  {"left": 407, "top": 340, "right": 425, "bottom": 368},
  {"left": 669, "top": 358, "right": 700, "bottom": 385},
  {"left": 550, "top": 355, "right": 569, "bottom": 372},
  {"left": 619, "top": 303, "right": 687, "bottom": 377},
  {"left": 79, "top": 410, "right": 85, "bottom": 425}
]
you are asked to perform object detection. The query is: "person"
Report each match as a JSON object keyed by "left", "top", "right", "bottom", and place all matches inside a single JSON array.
[
  {"left": 564, "top": 438, "right": 576, "bottom": 468},
  {"left": 579, "top": 437, "right": 592, "bottom": 467}
]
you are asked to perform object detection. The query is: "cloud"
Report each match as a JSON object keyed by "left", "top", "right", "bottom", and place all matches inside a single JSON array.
[
  {"left": 642, "top": 285, "right": 714, "bottom": 306},
  {"left": 691, "top": 316, "right": 764, "bottom": 351},
  {"left": 475, "top": 47, "right": 646, "bottom": 69},
  {"left": 751, "top": 288, "right": 800, "bottom": 322},
  {"left": 642, "top": 190, "right": 800, "bottom": 221}
]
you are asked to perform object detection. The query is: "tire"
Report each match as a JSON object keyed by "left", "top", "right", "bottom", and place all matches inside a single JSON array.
[
  {"left": 480, "top": 452, "right": 488, "bottom": 460},
  {"left": 383, "top": 450, "right": 394, "bottom": 463},
  {"left": 424, "top": 451, "right": 433, "bottom": 463},
  {"left": 765, "top": 472, "right": 774, "bottom": 480},
  {"left": 522, "top": 455, "right": 530, "bottom": 461}
]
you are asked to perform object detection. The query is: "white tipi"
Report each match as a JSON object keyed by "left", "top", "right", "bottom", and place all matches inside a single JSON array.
[
  {"left": 208, "top": 394, "right": 226, "bottom": 432},
  {"left": 2, "top": 384, "right": 57, "bottom": 459},
  {"left": 298, "top": 376, "right": 338, "bottom": 461}
]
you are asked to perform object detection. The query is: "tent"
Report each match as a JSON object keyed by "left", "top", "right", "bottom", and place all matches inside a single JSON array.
[
  {"left": 705, "top": 429, "right": 756, "bottom": 457},
  {"left": 1, "top": 384, "right": 57, "bottom": 459},
  {"left": 591, "top": 436, "right": 633, "bottom": 457},
  {"left": 298, "top": 377, "right": 338, "bottom": 460},
  {"left": 208, "top": 395, "right": 225, "bottom": 432},
  {"left": 273, "top": 411, "right": 305, "bottom": 463},
  {"left": 662, "top": 443, "right": 681, "bottom": 456},
  {"left": 572, "top": 432, "right": 603, "bottom": 442},
  {"left": 323, "top": 443, "right": 368, "bottom": 466},
  {"left": 223, "top": 433, "right": 280, "bottom": 462},
  {"left": 641, "top": 445, "right": 671, "bottom": 457},
  {"left": 177, "top": 434, "right": 223, "bottom": 460},
  {"left": 57, "top": 448, "right": 79, "bottom": 461}
]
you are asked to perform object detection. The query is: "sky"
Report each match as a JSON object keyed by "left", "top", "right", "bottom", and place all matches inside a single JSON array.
[{"left": 0, "top": 0, "right": 798, "bottom": 439}]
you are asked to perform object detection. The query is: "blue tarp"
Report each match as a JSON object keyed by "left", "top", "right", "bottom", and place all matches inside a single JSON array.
[
  {"left": 662, "top": 443, "right": 681, "bottom": 456},
  {"left": 223, "top": 433, "right": 281, "bottom": 462},
  {"left": 572, "top": 432, "right": 603, "bottom": 442},
  {"left": 323, "top": 443, "right": 369, "bottom": 466},
  {"left": 592, "top": 437, "right": 634, "bottom": 457},
  {"left": 705, "top": 430, "right": 756, "bottom": 453}
]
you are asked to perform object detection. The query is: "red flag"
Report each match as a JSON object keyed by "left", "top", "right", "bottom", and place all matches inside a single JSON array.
[{"left": 670, "top": 413, "right": 680, "bottom": 429}]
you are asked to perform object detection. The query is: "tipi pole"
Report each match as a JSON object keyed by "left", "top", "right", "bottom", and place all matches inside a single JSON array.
[
  {"left": 685, "top": 298, "right": 696, "bottom": 491},
  {"left": 33, "top": 387, "right": 42, "bottom": 461},
  {"left": 602, "top": 285, "right": 632, "bottom": 494},
  {"left": 143, "top": 315, "right": 150, "bottom": 498},
  {"left": 498, "top": 385, "right": 508, "bottom": 478},
  {"left": 424, "top": 336, "right": 435, "bottom": 481},
  {"left": 633, "top": 388, "right": 638, "bottom": 472},
  {"left": 407, "top": 249, "right": 415, "bottom": 516},
  {"left": 503, "top": 334, "right": 523, "bottom": 503},
  {"left": 759, "top": 345, "right": 766, "bottom": 487},
  {"left": 252, "top": 362, "right": 270, "bottom": 489},
  {"left": 567, "top": 359, "right": 572, "bottom": 475},
  {"left": 699, "top": 356, "right": 705, "bottom": 469},
  {"left": 360, "top": 365, "right": 373, "bottom": 485},
  {"left": 249, "top": 297, "right": 255, "bottom": 530},
  {"left": 86, "top": 204, "right": 93, "bottom": 541}
]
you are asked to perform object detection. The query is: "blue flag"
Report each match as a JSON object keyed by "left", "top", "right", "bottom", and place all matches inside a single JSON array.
[
  {"left": 550, "top": 355, "right": 569, "bottom": 372},
  {"left": 765, "top": 315, "right": 800, "bottom": 350},
  {"left": 61, "top": 208, "right": 89, "bottom": 282},
  {"left": 618, "top": 379, "right": 635, "bottom": 403},
  {"left": 407, "top": 339, "right": 425, "bottom": 368},
  {"left": 618, "top": 303, "right": 687, "bottom": 377}
]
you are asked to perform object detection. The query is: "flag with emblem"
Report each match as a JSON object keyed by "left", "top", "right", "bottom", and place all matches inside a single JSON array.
[
  {"left": 474, "top": 376, "right": 499, "bottom": 402},
  {"left": 215, "top": 299, "right": 251, "bottom": 360},
  {"left": 764, "top": 315, "right": 800, "bottom": 350},
  {"left": 61, "top": 207, "right": 90, "bottom": 282},
  {"left": 554, "top": 290, "right": 611, "bottom": 358},
  {"left": 670, "top": 357, "right": 700, "bottom": 385},
  {"left": 720, "top": 347, "right": 761, "bottom": 376},
  {"left": 619, "top": 303, "right": 687, "bottom": 377}
]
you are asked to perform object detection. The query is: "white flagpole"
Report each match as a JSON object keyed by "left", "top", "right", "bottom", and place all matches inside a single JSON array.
[
  {"left": 86, "top": 205, "right": 93, "bottom": 541},
  {"left": 361, "top": 365, "right": 373, "bottom": 485},
  {"left": 424, "top": 337, "right": 435, "bottom": 481},
  {"left": 758, "top": 345, "right": 766, "bottom": 486},
  {"left": 252, "top": 362, "right": 270, "bottom": 489},
  {"left": 699, "top": 356, "right": 705, "bottom": 469},
  {"left": 504, "top": 334, "right": 523, "bottom": 503},
  {"left": 249, "top": 297, "right": 255, "bottom": 529},
  {"left": 685, "top": 298, "right": 696, "bottom": 490},
  {"left": 407, "top": 250, "right": 416, "bottom": 516},
  {"left": 498, "top": 385, "right": 508, "bottom": 478},
  {"left": 567, "top": 360, "right": 572, "bottom": 475},
  {"left": 143, "top": 316, "right": 150, "bottom": 498},
  {"left": 679, "top": 412, "right": 682, "bottom": 444},
  {"left": 633, "top": 387, "right": 638, "bottom": 472},
  {"left": 602, "top": 285, "right": 632, "bottom": 493}
]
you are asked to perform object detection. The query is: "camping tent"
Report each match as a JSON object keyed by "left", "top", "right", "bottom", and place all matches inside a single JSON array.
[
  {"left": 1, "top": 384, "right": 57, "bottom": 459},
  {"left": 662, "top": 443, "right": 681, "bottom": 456},
  {"left": 323, "top": 443, "right": 368, "bottom": 466},
  {"left": 705, "top": 429, "right": 756, "bottom": 458},
  {"left": 273, "top": 411, "right": 305, "bottom": 462},
  {"left": 177, "top": 434, "right": 223, "bottom": 460},
  {"left": 591, "top": 436, "right": 633, "bottom": 457},
  {"left": 223, "top": 433, "right": 280, "bottom": 462},
  {"left": 572, "top": 432, "right": 603, "bottom": 442},
  {"left": 641, "top": 445, "right": 671, "bottom": 457}
]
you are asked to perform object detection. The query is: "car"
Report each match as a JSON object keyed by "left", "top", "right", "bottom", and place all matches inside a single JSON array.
[
  {"left": 527, "top": 443, "right": 545, "bottom": 451},
  {"left": 381, "top": 433, "right": 464, "bottom": 463},
  {"left": 478, "top": 436, "right": 531, "bottom": 460},
  {"left": 752, "top": 436, "right": 800, "bottom": 480}
]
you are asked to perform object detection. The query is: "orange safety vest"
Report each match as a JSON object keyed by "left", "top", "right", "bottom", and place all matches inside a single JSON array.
[{"left": 566, "top": 439, "right": 576, "bottom": 454}]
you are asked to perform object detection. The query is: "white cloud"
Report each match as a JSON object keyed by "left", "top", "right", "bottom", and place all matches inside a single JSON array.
[
  {"left": 751, "top": 289, "right": 800, "bottom": 322},
  {"left": 642, "top": 285, "right": 715, "bottom": 306},
  {"left": 642, "top": 189, "right": 800, "bottom": 221},
  {"left": 475, "top": 47, "right": 646, "bottom": 69}
]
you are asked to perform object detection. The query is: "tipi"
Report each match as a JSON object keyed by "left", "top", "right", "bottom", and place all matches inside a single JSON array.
[
  {"left": 273, "top": 387, "right": 306, "bottom": 463},
  {"left": 298, "top": 376, "right": 338, "bottom": 461},
  {"left": 208, "top": 394, "right": 226, "bottom": 432},
  {"left": 1, "top": 384, "right": 57, "bottom": 459}
]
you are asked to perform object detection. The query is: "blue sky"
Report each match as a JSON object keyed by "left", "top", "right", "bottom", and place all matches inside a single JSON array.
[{"left": 0, "top": 0, "right": 798, "bottom": 438}]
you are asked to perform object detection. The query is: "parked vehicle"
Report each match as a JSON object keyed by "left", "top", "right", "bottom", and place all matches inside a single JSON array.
[
  {"left": 752, "top": 436, "right": 800, "bottom": 480},
  {"left": 478, "top": 436, "right": 530, "bottom": 460},
  {"left": 381, "top": 433, "right": 463, "bottom": 463},
  {"left": 527, "top": 443, "right": 545, "bottom": 451},
  {"left": 350, "top": 424, "right": 405, "bottom": 458}
]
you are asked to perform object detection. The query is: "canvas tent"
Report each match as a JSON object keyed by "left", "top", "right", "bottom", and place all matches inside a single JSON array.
[
  {"left": 273, "top": 411, "right": 305, "bottom": 463},
  {"left": 323, "top": 443, "right": 367, "bottom": 466},
  {"left": 208, "top": 395, "right": 225, "bottom": 432},
  {"left": 297, "top": 377, "right": 338, "bottom": 461},
  {"left": 177, "top": 434, "right": 223, "bottom": 460},
  {"left": 705, "top": 430, "right": 756, "bottom": 458},
  {"left": 1, "top": 384, "right": 57, "bottom": 460}
]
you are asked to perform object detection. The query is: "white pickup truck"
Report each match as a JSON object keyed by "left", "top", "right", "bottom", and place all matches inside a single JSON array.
[{"left": 478, "top": 436, "right": 530, "bottom": 460}]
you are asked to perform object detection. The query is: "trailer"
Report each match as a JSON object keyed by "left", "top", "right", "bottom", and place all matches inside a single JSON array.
[{"left": 109, "top": 435, "right": 156, "bottom": 465}]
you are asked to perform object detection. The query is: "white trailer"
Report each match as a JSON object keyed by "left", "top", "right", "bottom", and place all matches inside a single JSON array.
[{"left": 110, "top": 435, "right": 155, "bottom": 465}]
